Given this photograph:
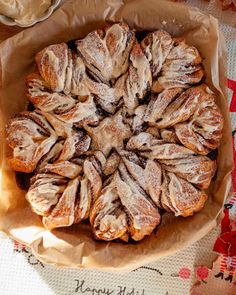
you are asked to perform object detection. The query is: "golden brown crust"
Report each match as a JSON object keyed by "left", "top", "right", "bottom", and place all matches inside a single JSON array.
[
  {"left": 26, "top": 72, "right": 76, "bottom": 112},
  {"left": 6, "top": 111, "right": 57, "bottom": 173},
  {"left": 174, "top": 85, "right": 223, "bottom": 154},
  {"left": 35, "top": 43, "right": 69, "bottom": 92},
  {"left": 43, "top": 177, "right": 80, "bottom": 229},
  {"left": 123, "top": 43, "right": 152, "bottom": 114},
  {"left": 90, "top": 182, "right": 128, "bottom": 241},
  {"left": 160, "top": 171, "right": 208, "bottom": 217},
  {"left": 160, "top": 156, "right": 217, "bottom": 190},
  {"left": 76, "top": 23, "right": 135, "bottom": 84},
  {"left": 152, "top": 38, "right": 204, "bottom": 92},
  {"left": 141, "top": 30, "right": 173, "bottom": 77}
]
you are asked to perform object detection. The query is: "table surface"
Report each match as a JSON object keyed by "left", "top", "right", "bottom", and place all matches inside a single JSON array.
[{"left": 0, "top": 1, "right": 236, "bottom": 294}]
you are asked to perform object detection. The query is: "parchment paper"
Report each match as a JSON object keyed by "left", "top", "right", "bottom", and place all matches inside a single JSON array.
[{"left": 0, "top": 0, "right": 233, "bottom": 272}]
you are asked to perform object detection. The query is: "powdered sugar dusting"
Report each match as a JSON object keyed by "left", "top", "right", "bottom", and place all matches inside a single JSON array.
[{"left": 5, "top": 23, "right": 223, "bottom": 240}]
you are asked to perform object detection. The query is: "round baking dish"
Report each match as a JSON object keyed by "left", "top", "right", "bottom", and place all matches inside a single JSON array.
[{"left": 0, "top": 0, "right": 61, "bottom": 27}]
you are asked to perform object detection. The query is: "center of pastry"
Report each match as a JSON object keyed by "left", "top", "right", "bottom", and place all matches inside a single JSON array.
[
  {"left": 85, "top": 111, "right": 132, "bottom": 156},
  {"left": 6, "top": 22, "right": 223, "bottom": 242}
]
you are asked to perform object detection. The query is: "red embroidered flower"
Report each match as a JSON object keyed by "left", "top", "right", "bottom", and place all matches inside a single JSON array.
[
  {"left": 196, "top": 266, "right": 209, "bottom": 280},
  {"left": 178, "top": 267, "right": 191, "bottom": 279},
  {"left": 229, "top": 79, "right": 236, "bottom": 112}
]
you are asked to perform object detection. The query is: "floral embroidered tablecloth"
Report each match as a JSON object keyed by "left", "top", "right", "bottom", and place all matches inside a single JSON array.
[{"left": 0, "top": 1, "right": 236, "bottom": 294}]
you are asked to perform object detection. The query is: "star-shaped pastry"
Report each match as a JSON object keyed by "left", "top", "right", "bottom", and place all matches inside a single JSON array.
[{"left": 85, "top": 111, "right": 132, "bottom": 156}]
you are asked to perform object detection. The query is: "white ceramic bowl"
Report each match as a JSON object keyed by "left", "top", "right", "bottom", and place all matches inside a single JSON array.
[{"left": 0, "top": 0, "right": 61, "bottom": 27}]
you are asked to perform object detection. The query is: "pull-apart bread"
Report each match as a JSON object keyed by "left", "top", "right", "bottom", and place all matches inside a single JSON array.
[{"left": 6, "top": 23, "right": 223, "bottom": 242}]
